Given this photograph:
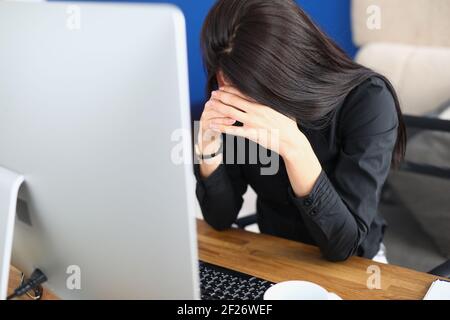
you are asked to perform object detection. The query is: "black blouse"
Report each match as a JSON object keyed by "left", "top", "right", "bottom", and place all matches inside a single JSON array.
[{"left": 194, "top": 77, "right": 398, "bottom": 261}]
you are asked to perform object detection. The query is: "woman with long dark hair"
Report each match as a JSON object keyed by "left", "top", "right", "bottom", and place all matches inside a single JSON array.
[{"left": 194, "top": 0, "right": 406, "bottom": 262}]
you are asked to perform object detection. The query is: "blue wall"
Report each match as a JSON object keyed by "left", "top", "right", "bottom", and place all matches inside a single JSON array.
[{"left": 54, "top": 0, "right": 357, "bottom": 113}]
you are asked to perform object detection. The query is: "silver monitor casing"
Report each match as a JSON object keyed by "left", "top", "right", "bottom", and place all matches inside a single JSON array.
[{"left": 0, "top": 1, "right": 199, "bottom": 299}]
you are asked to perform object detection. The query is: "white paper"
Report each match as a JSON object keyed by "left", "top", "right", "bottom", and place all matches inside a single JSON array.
[{"left": 423, "top": 280, "right": 450, "bottom": 300}]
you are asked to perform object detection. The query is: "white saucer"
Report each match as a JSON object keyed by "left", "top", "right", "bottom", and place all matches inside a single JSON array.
[{"left": 264, "top": 281, "right": 343, "bottom": 300}]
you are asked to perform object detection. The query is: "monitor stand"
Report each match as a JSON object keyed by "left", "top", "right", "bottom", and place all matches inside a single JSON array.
[{"left": 0, "top": 167, "right": 24, "bottom": 300}]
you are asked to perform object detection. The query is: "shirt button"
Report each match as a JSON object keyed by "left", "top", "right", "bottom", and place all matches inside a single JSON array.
[
  {"left": 303, "top": 199, "right": 313, "bottom": 207},
  {"left": 310, "top": 209, "right": 318, "bottom": 217}
]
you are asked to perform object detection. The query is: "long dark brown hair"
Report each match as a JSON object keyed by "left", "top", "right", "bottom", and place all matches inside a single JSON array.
[{"left": 201, "top": 0, "right": 406, "bottom": 166}]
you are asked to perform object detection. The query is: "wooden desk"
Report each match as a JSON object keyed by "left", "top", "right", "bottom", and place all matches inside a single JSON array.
[
  {"left": 9, "top": 219, "right": 440, "bottom": 300},
  {"left": 198, "top": 220, "right": 439, "bottom": 300}
]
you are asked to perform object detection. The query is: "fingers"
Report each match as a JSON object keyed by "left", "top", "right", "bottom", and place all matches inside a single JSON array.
[
  {"left": 202, "top": 108, "right": 233, "bottom": 122},
  {"left": 210, "top": 124, "right": 247, "bottom": 138},
  {"left": 218, "top": 86, "right": 253, "bottom": 101},
  {"left": 202, "top": 101, "right": 234, "bottom": 122},
  {"left": 203, "top": 86, "right": 257, "bottom": 128},
  {"left": 211, "top": 89, "right": 255, "bottom": 113},
  {"left": 209, "top": 117, "right": 236, "bottom": 126},
  {"left": 209, "top": 125, "right": 262, "bottom": 145},
  {"left": 206, "top": 99, "right": 249, "bottom": 124}
]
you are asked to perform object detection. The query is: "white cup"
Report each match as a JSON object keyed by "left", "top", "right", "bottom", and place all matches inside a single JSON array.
[{"left": 263, "top": 281, "right": 342, "bottom": 300}]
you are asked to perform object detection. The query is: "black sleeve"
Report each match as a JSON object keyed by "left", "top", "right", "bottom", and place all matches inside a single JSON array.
[
  {"left": 288, "top": 78, "right": 398, "bottom": 261},
  {"left": 194, "top": 137, "right": 248, "bottom": 231}
]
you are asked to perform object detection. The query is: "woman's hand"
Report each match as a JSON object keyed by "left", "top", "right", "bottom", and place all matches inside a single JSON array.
[
  {"left": 209, "top": 86, "right": 322, "bottom": 197},
  {"left": 208, "top": 86, "right": 304, "bottom": 159},
  {"left": 197, "top": 94, "right": 236, "bottom": 179},
  {"left": 198, "top": 95, "right": 236, "bottom": 156}
]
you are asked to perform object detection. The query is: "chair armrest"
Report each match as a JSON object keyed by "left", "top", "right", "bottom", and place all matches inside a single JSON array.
[
  {"left": 235, "top": 214, "right": 258, "bottom": 229},
  {"left": 428, "top": 260, "right": 450, "bottom": 278},
  {"left": 399, "top": 115, "right": 450, "bottom": 179},
  {"left": 404, "top": 115, "right": 450, "bottom": 132},
  {"left": 400, "top": 161, "right": 450, "bottom": 180}
]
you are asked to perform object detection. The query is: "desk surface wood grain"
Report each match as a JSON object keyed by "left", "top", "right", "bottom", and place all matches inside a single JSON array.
[
  {"left": 197, "top": 220, "right": 440, "bottom": 300},
  {"left": 9, "top": 219, "right": 440, "bottom": 300}
]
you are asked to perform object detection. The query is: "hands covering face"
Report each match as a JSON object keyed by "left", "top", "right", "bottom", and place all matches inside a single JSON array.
[{"left": 206, "top": 86, "right": 302, "bottom": 157}]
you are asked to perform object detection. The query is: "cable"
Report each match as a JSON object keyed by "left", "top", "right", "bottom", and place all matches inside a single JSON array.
[{"left": 7, "top": 269, "right": 47, "bottom": 300}]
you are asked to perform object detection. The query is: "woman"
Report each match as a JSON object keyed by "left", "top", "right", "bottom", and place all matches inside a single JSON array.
[{"left": 194, "top": 0, "right": 406, "bottom": 262}]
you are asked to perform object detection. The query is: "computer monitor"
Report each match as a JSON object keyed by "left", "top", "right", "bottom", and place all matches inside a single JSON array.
[{"left": 0, "top": 1, "right": 199, "bottom": 299}]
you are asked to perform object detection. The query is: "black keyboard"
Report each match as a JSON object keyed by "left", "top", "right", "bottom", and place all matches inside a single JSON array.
[{"left": 199, "top": 261, "right": 274, "bottom": 300}]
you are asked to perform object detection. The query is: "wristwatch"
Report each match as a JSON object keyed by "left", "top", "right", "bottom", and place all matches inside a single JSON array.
[{"left": 195, "top": 143, "right": 223, "bottom": 160}]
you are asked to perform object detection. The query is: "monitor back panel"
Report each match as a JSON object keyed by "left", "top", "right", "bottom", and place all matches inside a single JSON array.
[{"left": 0, "top": 2, "right": 198, "bottom": 299}]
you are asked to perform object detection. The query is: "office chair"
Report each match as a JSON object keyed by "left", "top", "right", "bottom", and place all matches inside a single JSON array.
[
  {"left": 353, "top": 0, "right": 450, "bottom": 278},
  {"left": 384, "top": 105, "right": 450, "bottom": 278}
]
